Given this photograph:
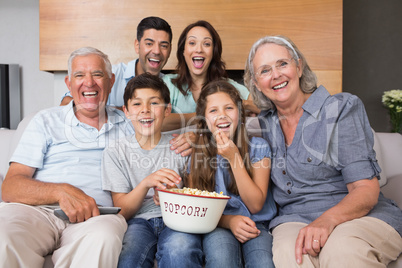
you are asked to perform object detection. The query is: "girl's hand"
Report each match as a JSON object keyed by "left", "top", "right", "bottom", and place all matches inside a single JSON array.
[
  {"left": 228, "top": 215, "right": 260, "bottom": 243},
  {"left": 215, "top": 130, "right": 239, "bottom": 162},
  {"left": 143, "top": 168, "right": 181, "bottom": 190}
]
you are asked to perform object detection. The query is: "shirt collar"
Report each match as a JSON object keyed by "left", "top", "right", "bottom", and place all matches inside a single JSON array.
[
  {"left": 63, "top": 101, "right": 79, "bottom": 127},
  {"left": 105, "top": 105, "right": 127, "bottom": 126},
  {"left": 64, "top": 100, "right": 127, "bottom": 128},
  {"left": 259, "top": 106, "right": 276, "bottom": 117},
  {"left": 258, "top": 85, "right": 330, "bottom": 119},
  {"left": 123, "top": 59, "right": 165, "bottom": 82},
  {"left": 302, "top": 85, "right": 330, "bottom": 119},
  {"left": 123, "top": 59, "right": 138, "bottom": 81}
]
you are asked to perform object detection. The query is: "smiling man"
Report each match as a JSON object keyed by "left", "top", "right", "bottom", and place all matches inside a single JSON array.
[
  {"left": 61, "top": 16, "right": 173, "bottom": 108},
  {"left": 66, "top": 53, "right": 114, "bottom": 123},
  {"left": 0, "top": 47, "right": 135, "bottom": 267}
]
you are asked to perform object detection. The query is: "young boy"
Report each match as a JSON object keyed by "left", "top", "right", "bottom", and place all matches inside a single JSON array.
[{"left": 101, "top": 73, "right": 203, "bottom": 268}]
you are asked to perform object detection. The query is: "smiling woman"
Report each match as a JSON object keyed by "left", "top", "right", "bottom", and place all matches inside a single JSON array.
[
  {"left": 244, "top": 35, "right": 402, "bottom": 267},
  {"left": 162, "top": 20, "right": 259, "bottom": 116}
]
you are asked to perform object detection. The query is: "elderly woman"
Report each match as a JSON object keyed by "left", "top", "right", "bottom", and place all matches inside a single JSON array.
[{"left": 244, "top": 35, "right": 402, "bottom": 267}]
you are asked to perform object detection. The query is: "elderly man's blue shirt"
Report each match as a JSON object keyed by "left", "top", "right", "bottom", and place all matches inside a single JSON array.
[{"left": 10, "top": 102, "right": 135, "bottom": 207}]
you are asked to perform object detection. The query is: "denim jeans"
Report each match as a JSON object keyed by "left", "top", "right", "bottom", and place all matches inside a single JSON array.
[
  {"left": 118, "top": 217, "right": 203, "bottom": 268},
  {"left": 203, "top": 221, "right": 274, "bottom": 268}
]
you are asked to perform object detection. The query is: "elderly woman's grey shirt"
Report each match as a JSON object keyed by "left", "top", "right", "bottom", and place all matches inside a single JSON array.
[{"left": 258, "top": 86, "right": 402, "bottom": 235}]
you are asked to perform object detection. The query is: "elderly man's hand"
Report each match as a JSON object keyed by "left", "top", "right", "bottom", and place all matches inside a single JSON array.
[
  {"left": 58, "top": 184, "right": 100, "bottom": 223},
  {"left": 169, "top": 131, "right": 196, "bottom": 157},
  {"left": 242, "top": 99, "right": 260, "bottom": 116}
]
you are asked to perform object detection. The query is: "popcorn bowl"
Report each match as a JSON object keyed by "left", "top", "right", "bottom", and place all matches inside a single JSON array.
[{"left": 157, "top": 188, "right": 230, "bottom": 234}]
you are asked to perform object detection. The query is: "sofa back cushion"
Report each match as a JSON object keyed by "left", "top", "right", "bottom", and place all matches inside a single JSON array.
[
  {"left": 372, "top": 130, "right": 388, "bottom": 187},
  {"left": 375, "top": 132, "right": 402, "bottom": 179},
  {"left": 0, "top": 129, "right": 16, "bottom": 179},
  {"left": 0, "top": 113, "right": 35, "bottom": 179}
]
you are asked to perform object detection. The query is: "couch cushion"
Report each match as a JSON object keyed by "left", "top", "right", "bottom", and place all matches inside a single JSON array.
[
  {"left": 380, "top": 174, "right": 402, "bottom": 210},
  {"left": 0, "top": 173, "right": 3, "bottom": 201},
  {"left": 372, "top": 130, "right": 387, "bottom": 187},
  {"left": 388, "top": 254, "right": 402, "bottom": 268},
  {"left": 0, "top": 129, "right": 16, "bottom": 178},
  {"left": 376, "top": 132, "right": 402, "bottom": 179},
  {"left": 9, "top": 113, "right": 36, "bottom": 160}
]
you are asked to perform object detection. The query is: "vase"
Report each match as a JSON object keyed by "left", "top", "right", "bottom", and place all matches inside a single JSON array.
[{"left": 389, "top": 109, "right": 402, "bottom": 133}]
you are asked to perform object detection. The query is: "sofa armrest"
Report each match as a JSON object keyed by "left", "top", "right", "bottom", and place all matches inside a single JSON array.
[
  {"left": 0, "top": 129, "right": 16, "bottom": 178},
  {"left": 0, "top": 114, "right": 35, "bottom": 202},
  {"left": 377, "top": 133, "right": 402, "bottom": 210},
  {"left": 376, "top": 133, "right": 402, "bottom": 178},
  {"left": 0, "top": 173, "right": 3, "bottom": 201},
  {"left": 381, "top": 174, "right": 402, "bottom": 209}
]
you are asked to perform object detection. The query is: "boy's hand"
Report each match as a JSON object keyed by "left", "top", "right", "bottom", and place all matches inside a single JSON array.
[
  {"left": 228, "top": 215, "right": 260, "bottom": 243},
  {"left": 143, "top": 168, "right": 181, "bottom": 190},
  {"left": 170, "top": 132, "right": 196, "bottom": 157},
  {"left": 153, "top": 187, "right": 161, "bottom": 206}
]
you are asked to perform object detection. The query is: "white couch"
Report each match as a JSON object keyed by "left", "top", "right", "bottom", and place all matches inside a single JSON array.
[{"left": 0, "top": 115, "right": 401, "bottom": 268}]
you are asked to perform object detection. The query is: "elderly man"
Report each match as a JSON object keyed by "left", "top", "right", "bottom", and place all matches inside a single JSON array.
[{"left": 0, "top": 47, "right": 134, "bottom": 267}]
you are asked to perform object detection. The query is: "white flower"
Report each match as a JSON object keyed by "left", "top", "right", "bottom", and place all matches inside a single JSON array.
[
  {"left": 383, "top": 89, "right": 402, "bottom": 133},
  {"left": 382, "top": 89, "right": 402, "bottom": 111}
]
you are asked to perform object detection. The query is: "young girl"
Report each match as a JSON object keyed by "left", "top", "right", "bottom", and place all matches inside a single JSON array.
[{"left": 186, "top": 80, "right": 277, "bottom": 268}]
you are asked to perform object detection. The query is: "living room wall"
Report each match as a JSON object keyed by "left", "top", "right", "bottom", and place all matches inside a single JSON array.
[
  {"left": 0, "top": 0, "right": 54, "bottom": 119},
  {"left": 343, "top": 0, "right": 402, "bottom": 132},
  {"left": 1, "top": 0, "right": 401, "bottom": 132}
]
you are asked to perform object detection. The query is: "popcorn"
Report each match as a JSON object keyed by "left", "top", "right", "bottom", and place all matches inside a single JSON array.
[{"left": 167, "top": 187, "right": 228, "bottom": 198}]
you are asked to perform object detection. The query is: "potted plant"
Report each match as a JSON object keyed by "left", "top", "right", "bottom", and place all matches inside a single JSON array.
[{"left": 382, "top": 89, "right": 402, "bottom": 133}]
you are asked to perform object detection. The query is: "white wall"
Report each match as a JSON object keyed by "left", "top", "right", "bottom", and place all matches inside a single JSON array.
[
  {"left": 0, "top": 0, "right": 66, "bottom": 120},
  {"left": 54, "top": 72, "right": 69, "bottom": 105}
]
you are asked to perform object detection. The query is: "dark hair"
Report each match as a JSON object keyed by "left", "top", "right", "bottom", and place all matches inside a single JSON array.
[
  {"left": 137, "top": 16, "right": 172, "bottom": 43},
  {"left": 185, "top": 80, "right": 252, "bottom": 195},
  {"left": 124, "top": 73, "right": 170, "bottom": 107},
  {"left": 172, "top": 20, "right": 228, "bottom": 96}
]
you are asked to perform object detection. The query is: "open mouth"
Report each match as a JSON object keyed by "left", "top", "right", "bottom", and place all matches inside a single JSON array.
[
  {"left": 217, "top": 122, "right": 231, "bottom": 129},
  {"left": 273, "top": 81, "right": 288, "bottom": 90},
  {"left": 82, "top": 91, "right": 98, "bottom": 98},
  {"left": 192, "top": 57, "right": 205, "bottom": 68},
  {"left": 139, "top": 118, "right": 154, "bottom": 127},
  {"left": 148, "top": 58, "right": 161, "bottom": 68}
]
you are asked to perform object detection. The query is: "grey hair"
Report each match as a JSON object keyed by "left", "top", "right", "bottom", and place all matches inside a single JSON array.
[
  {"left": 67, "top": 47, "right": 113, "bottom": 80},
  {"left": 244, "top": 35, "right": 317, "bottom": 110}
]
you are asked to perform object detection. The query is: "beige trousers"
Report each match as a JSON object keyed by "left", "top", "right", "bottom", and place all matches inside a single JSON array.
[
  {"left": 272, "top": 217, "right": 402, "bottom": 268},
  {"left": 0, "top": 202, "right": 127, "bottom": 268}
]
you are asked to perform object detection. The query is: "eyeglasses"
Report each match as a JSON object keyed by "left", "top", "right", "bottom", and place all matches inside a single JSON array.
[{"left": 255, "top": 58, "right": 295, "bottom": 80}]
